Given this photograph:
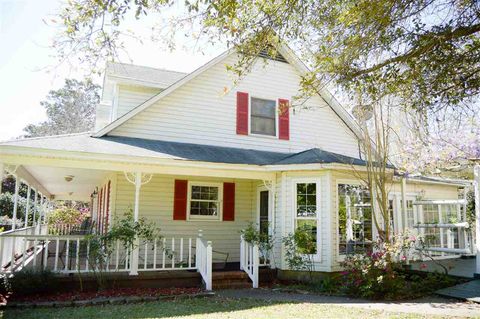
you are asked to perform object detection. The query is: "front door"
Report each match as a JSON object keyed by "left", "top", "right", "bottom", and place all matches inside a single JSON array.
[{"left": 258, "top": 188, "right": 270, "bottom": 236}]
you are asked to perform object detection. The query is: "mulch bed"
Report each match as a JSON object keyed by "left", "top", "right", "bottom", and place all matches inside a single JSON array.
[{"left": 1, "top": 287, "right": 203, "bottom": 306}]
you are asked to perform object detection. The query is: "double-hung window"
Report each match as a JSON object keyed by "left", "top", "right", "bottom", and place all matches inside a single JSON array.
[
  {"left": 188, "top": 183, "right": 222, "bottom": 220},
  {"left": 294, "top": 182, "right": 318, "bottom": 254},
  {"left": 250, "top": 97, "right": 276, "bottom": 136}
]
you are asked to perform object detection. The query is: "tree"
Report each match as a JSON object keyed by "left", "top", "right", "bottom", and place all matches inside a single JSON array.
[
  {"left": 54, "top": 0, "right": 480, "bottom": 115},
  {"left": 22, "top": 79, "right": 100, "bottom": 138}
]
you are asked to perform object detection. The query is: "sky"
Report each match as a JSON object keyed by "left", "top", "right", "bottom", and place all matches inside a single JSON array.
[{"left": 0, "top": 0, "right": 223, "bottom": 141}]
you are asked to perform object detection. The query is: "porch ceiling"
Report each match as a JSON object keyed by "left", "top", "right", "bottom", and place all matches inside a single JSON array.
[{"left": 23, "top": 165, "right": 110, "bottom": 201}]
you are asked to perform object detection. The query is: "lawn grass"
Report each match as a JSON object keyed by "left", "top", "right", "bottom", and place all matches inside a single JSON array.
[{"left": 1, "top": 296, "right": 438, "bottom": 319}]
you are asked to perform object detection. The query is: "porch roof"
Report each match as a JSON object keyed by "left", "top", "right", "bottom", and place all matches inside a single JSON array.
[{"left": 0, "top": 133, "right": 367, "bottom": 167}]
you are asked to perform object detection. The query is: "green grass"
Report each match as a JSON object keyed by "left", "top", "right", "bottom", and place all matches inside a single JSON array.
[{"left": 1, "top": 296, "right": 438, "bottom": 319}]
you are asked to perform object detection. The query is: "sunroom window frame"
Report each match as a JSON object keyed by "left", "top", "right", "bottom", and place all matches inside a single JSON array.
[
  {"left": 186, "top": 181, "right": 223, "bottom": 221},
  {"left": 248, "top": 96, "right": 279, "bottom": 138},
  {"left": 291, "top": 178, "right": 321, "bottom": 262}
]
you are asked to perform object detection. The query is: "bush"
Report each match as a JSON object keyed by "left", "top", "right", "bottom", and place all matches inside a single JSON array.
[
  {"left": 47, "top": 206, "right": 89, "bottom": 225},
  {"left": 6, "top": 269, "right": 59, "bottom": 296}
]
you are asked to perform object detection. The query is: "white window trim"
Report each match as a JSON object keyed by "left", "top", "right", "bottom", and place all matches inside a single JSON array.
[
  {"left": 291, "top": 178, "right": 321, "bottom": 262},
  {"left": 186, "top": 181, "right": 223, "bottom": 221},
  {"left": 335, "top": 179, "right": 368, "bottom": 262},
  {"left": 248, "top": 95, "right": 279, "bottom": 139}
]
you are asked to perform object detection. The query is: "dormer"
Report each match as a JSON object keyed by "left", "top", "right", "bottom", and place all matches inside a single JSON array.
[{"left": 95, "top": 62, "right": 187, "bottom": 131}]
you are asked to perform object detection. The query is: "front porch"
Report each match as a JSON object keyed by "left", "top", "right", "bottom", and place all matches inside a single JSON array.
[{"left": 0, "top": 158, "right": 276, "bottom": 290}]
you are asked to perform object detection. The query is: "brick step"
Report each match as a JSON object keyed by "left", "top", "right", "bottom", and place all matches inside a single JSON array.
[
  {"left": 213, "top": 281, "right": 253, "bottom": 290},
  {"left": 212, "top": 271, "right": 249, "bottom": 280}
]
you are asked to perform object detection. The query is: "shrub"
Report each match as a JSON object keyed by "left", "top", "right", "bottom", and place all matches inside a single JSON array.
[
  {"left": 240, "top": 222, "right": 274, "bottom": 263},
  {"left": 6, "top": 269, "right": 58, "bottom": 296},
  {"left": 282, "top": 225, "right": 317, "bottom": 278},
  {"left": 47, "top": 206, "right": 89, "bottom": 225}
]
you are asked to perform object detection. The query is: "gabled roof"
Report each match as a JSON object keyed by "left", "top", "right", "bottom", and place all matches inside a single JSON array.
[
  {"left": 0, "top": 134, "right": 366, "bottom": 167},
  {"left": 106, "top": 62, "right": 187, "bottom": 88},
  {"left": 94, "top": 43, "right": 362, "bottom": 139}
]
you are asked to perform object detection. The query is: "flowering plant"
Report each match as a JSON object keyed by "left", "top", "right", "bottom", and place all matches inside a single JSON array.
[{"left": 340, "top": 232, "right": 420, "bottom": 299}]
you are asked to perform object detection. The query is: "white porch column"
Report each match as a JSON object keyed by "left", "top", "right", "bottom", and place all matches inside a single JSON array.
[
  {"left": 0, "top": 162, "right": 4, "bottom": 194},
  {"left": 32, "top": 189, "right": 37, "bottom": 227},
  {"left": 130, "top": 172, "right": 142, "bottom": 276},
  {"left": 474, "top": 164, "right": 480, "bottom": 276},
  {"left": 401, "top": 177, "right": 407, "bottom": 231},
  {"left": 25, "top": 185, "right": 31, "bottom": 228},
  {"left": 12, "top": 175, "right": 19, "bottom": 231}
]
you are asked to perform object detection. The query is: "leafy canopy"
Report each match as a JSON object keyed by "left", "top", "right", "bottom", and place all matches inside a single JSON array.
[
  {"left": 55, "top": 0, "right": 480, "bottom": 114},
  {"left": 22, "top": 79, "right": 100, "bottom": 138}
]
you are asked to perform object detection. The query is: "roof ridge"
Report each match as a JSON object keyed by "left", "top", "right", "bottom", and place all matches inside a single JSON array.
[
  {"left": 107, "top": 61, "right": 188, "bottom": 75},
  {"left": 0, "top": 132, "right": 91, "bottom": 144}
]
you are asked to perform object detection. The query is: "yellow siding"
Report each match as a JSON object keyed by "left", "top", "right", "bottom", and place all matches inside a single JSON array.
[{"left": 113, "top": 173, "right": 256, "bottom": 262}]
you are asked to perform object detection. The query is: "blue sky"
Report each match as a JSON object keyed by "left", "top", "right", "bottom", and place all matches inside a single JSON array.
[{"left": 0, "top": 0, "right": 223, "bottom": 141}]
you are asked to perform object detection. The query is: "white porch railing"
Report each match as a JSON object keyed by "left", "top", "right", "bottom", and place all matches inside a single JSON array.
[
  {"left": 240, "top": 235, "right": 259, "bottom": 288},
  {"left": 195, "top": 234, "right": 212, "bottom": 291},
  {"left": 0, "top": 225, "right": 46, "bottom": 272},
  {"left": 47, "top": 223, "right": 83, "bottom": 235},
  {"left": 0, "top": 231, "right": 214, "bottom": 291}
]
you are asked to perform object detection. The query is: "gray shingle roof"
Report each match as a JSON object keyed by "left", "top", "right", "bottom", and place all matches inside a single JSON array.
[
  {"left": 0, "top": 133, "right": 367, "bottom": 167},
  {"left": 106, "top": 62, "right": 187, "bottom": 88}
]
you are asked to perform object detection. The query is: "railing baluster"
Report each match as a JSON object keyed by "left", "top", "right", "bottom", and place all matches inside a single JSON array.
[
  {"left": 162, "top": 238, "right": 166, "bottom": 269},
  {"left": 115, "top": 240, "right": 120, "bottom": 270},
  {"left": 21, "top": 238, "right": 27, "bottom": 268},
  {"left": 144, "top": 242, "right": 148, "bottom": 270},
  {"left": 43, "top": 239, "right": 49, "bottom": 270},
  {"left": 76, "top": 238, "right": 80, "bottom": 271},
  {"left": 180, "top": 238, "right": 184, "bottom": 264},
  {"left": 54, "top": 238, "right": 59, "bottom": 271},
  {"left": 33, "top": 238, "right": 37, "bottom": 268},
  {"left": 188, "top": 238, "right": 192, "bottom": 268},
  {"left": 171, "top": 237, "right": 175, "bottom": 269},
  {"left": 86, "top": 241, "right": 90, "bottom": 271},
  {"left": 65, "top": 239, "right": 70, "bottom": 272},
  {"left": 153, "top": 239, "right": 157, "bottom": 270}
]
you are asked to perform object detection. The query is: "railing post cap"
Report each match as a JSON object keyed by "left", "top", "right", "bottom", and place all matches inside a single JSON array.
[{"left": 207, "top": 240, "right": 212, "bottom": 246}]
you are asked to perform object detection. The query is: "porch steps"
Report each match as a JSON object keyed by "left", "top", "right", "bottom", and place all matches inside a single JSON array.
[{"left": 212, "top": 269, "right": 277, "bottom": 290}]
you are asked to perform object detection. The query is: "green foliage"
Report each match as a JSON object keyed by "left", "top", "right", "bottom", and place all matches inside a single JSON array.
[
  {"left": 282, "top": 225, "right": 316, "bottom": 275},
  {"left": 241, "top": 222, "right": 274, "bottom": 265},
  {"left": 85, "top": 208, "right": 162, "bottom": 289},
  {"left": 5, "top": 269, "right": 58, "bottom": 296},
  {"left": 56, "top": 0, "right": 480, "bottom": 115},
  {"left": 47, "top": 206, "right": 88, "bottom": 225},
  {"left": 0, "top": 193, "right": 39, "bottom": 223},
  {"left": 22, "top": 79, "right": 100, "bottom": 138}
]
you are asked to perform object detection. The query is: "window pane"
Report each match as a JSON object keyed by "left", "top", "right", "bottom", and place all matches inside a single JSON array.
[
  {"left": 251, "top": 116, "right": 275, "bottom": 136},
  {"left": 296, "top": 183, "right": 316, "bottom": 218},
  {"left": 251, "top": 98, "right": 275, "bottom": 118},
  {"left": 296, "top": 219, "right": 317, "bottom": 254},
  {"left": 338, "top": 184, "right": 372, "bottom": 255}
]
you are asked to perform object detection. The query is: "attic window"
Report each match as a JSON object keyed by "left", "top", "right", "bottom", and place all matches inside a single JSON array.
[
  {"left": 250, "top": 97, "right": 276, "bottom": 136},
  {"left": 258, "top": 49, "right": 288, "bottom": 63}
]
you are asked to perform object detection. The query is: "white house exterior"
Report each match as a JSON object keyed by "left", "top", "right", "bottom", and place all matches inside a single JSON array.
[{"left": 0, "top": 44, "right": 472, "bottom": 287}]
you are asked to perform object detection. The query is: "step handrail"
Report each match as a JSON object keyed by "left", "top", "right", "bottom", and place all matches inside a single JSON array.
[
  {"left": 195, "top": 231, "right": 212, "bottom": 290},
  {"left": 240, "top": 235, "right": 259, "bottom": 288}
]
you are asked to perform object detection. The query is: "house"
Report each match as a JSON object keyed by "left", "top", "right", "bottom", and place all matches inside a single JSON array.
[{"left": 0, "top": 43, "right": 472, "bottom": 288}]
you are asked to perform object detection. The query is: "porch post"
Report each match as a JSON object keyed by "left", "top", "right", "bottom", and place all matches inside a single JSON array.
[
  {"left": 401, "top": 176, "right": 407, "bottom": 232},
  {"left": 32, "top": 189, "right": 37, "bottom": 227},
  {"left": 474, "top": 164, "right": 480, "bottom": 276},
  {"left": 0, "top": 162, "right": 4, "bottom": 194},
  {"left": 129, "top": 172, "right": 142, "bottom": 276},
  {"left": 12, "top": 175, "right": 19, "bottom": 231},
  {"left": 25, "top": 185, "right": 31, "bottom": 228}
]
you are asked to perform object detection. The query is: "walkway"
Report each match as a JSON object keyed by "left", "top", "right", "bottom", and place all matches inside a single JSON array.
[
  {"left": 218, "top": 289, "right": 480, "bottom": 318},
  {"left": 437, "top": 280, "right": 480, "bottom": 303}
]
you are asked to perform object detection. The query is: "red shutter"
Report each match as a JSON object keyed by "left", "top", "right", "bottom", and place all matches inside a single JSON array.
[
  {"left": 236, "top": 92, "right": 249, "bottom": 135},
  {"left": 223, "top": 182, "right": 235, "bottom": 221},
  {"left": 279, "top": 99, "right": 290, "bottom": 140},
  {"left": 173, "top": 180, "right": 188, "bottom": 220}
]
